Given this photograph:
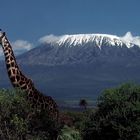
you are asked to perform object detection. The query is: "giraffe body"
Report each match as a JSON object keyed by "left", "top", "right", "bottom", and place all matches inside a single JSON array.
[{"left": 0, "top": 31, "right": 59, "bottom": 120}]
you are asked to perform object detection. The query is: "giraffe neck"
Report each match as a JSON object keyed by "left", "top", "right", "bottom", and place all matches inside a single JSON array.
[
  {"left": 1, "top": 35, "right": 30, "bottom": 89},
  {"left": 1, "top": 34, "right": 59, "bottom": 120}
]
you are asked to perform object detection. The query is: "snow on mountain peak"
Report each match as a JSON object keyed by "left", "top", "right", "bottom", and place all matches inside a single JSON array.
[
  {"left": 39, "top": 32, "right": 140, "bottom": 48},
  {"left": 121, "top": 32, "right": 140, "bottom": 47},
  {"left": 56, "top": 34, "right": 120, "bottom": 47}
]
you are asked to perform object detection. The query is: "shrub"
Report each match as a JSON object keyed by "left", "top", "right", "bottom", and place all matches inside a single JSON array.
[
  {"left": 0, "top": 89, "right": 60, "bottom": 139},
  {"left": 82, "top": 83, "right": 140, "bottom": 140},
  {"left": 61, "top": 109, "right": 93, "bottom": 131},
  {"left": 58, "top": 125, "right": 81, "bottom": 140}
]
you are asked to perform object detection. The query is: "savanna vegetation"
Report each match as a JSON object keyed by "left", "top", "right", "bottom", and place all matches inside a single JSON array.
[{"left": 0, "top": 83, "right": 140, "bottom": 139}]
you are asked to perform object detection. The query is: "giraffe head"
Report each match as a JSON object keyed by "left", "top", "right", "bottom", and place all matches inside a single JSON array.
[{"left": 0, "top": 29, "right": 6, "bottom": 44}]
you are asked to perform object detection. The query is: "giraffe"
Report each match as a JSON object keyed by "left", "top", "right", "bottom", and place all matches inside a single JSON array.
[{"left": 0, "top": 30, "right": 59, "bottom": 120}]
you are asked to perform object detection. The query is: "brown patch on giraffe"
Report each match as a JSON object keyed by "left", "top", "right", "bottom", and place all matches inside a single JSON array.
[
  {"left": 8, "top": 68, "right": 15, "bottom": 76},
  {"left": 5, "top": 55, "right": 10, "bottom": 60},
  {"left": 5, "top": 48, "right": 9, "bottom": 52},
  {"left": 8, "top": 69, "right": 12, "bottom": 76},
  {"left": 28, "top": 92, "right": 34, "bottom": 98},
  {"left": 27, "top": 79, "right": 32, "bottom": 85},
  {"left": 21, "top": 76, "right": 26, "bottom": 81},
  {"left": 28, "top": 90, "right": 34, "bottom": 96},
  {"left": 6, "top": 63, "right": 11, "bottom": 69},
  {"left": 32, "top": 98, "right": 38, "bottom": 104},
  {"left": 21, "top": 84, "right": 27, "bottom": 90},
  {"left": 15, "top": 69, "right": 21, "bottom": 75},
  {"left": 5, "top": 52, "right": 9, "bottom": 56},
  {"left": 19, "top": 80, "right": 26, "bottom": 85},
  {"left": 4, "top": 44, "right": 7, "bottom": 47},
  {"left": 10, "top": 62, "right": 15, "bottom": 67},
  {"left": 41, "top": 103, "right": 45, "bottom": 109},
  {"left": 4, "top": 39, "right": 8, "bottom": 43},
  {"left": 12, "top": 69, "right": 16, "bottom": 75},
  {"left": 38, "top": 95, "right": 44, "bottom": 103},
  {"left": 34, "top": 93, "right": 39, "bottom": 100},
  {"left": 10, "top": 76, "right": 16, "bottom": 83},
  {"left": 15, "top": 75, "right": 20, "bottom": 81},
  {"left": 44, "top": 101, "right": 49, "bottom": 109},
  {"left": 7, "top": 59, "right": 10, "bottom": 64},
  {"left": 9, "top": 56, "right": 14, "bottom": 61},
  {"left": 8, "top": 50, "right": 12, "bottom": 54}
]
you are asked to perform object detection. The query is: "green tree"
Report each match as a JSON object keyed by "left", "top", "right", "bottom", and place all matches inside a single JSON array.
[
  {"left": 82, "top": 83, "right": 140, "bottom": 140},
  {"left": 0, "top": 89, "right": 60, "bottom": 139}
]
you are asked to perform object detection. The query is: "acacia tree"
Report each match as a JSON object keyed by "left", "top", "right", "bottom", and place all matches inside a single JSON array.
[{"left": 79, "top": 99, "right": 88, "bottom": 110}]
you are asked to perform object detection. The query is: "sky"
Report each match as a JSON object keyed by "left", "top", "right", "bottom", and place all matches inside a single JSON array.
[{"left": 0, "top": 0, "right": 140, "bottom": 55}]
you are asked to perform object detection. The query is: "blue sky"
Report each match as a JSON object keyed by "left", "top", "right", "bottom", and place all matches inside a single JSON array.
[{"left": 0, "top": 0, "right": 140, "bottom": 55}]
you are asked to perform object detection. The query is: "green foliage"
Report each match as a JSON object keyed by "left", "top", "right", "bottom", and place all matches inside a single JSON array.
[
  {"left": 82, "top": 83, "right": 140, "bottom": 140},
  {"left": 0, "top": 89, "right": 60, "bottom": 140},
  {"left": 64, "top": 110, "right": 93, "bottom": 131},
  {"left": 2, "top": 83, "right": 140, "bottom": 139},
  {"left": 58, "top": 125, "right": 81, "bottom": 140}
]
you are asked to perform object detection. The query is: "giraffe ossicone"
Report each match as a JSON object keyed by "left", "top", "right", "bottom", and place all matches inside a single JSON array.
[{"left": 0, "top": 30, "right": 59, "bottom": 120}]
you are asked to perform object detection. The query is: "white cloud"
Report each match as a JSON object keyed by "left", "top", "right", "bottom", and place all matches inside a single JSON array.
[
  {"left": 39, "top": 34, "right": 61, "bottom": 44},
  {"left": 120, "top": 32, "right": 140, "bottom": 46},
  {"left": 12, "top": 40, "right": 33, "bottom": 55},
  {"left": 0, "top": 40, "right": 33, "bottom": 59}
]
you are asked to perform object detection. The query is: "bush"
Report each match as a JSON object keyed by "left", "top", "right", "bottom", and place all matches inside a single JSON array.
[
  {"left": 58, "top": 125, "right": 81, "bottom": 140},
  {"left": 82, "top": 83, "right": 140, "bottom": 140},
  {"left": 63, "top": 110, "right": 93, "bottom": 131},
  {"left": 0, "top": 89, "right": 60, "bottom": 139}
]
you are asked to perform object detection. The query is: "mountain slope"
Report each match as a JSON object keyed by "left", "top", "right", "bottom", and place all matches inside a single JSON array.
[{"left": 18, "top": 33, "right": 140, "bottom": 66}]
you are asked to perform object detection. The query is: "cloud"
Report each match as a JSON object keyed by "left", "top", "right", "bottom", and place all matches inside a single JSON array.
[
  {"left": 120, "top": 32, "right": 140, "bottom": 46},
  {"left": 39, "top": 34, "right": 61, "bottom": 44},
  {"left": 12, "top": 40, "right": 33, "bottom": 55},
  {"left": 0, "top": 40, "right": 33, "bottom": 59}
]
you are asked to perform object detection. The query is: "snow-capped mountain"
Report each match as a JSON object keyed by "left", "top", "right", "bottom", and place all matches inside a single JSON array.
[
  {"left": 1, "top": 33, "right": 140, "bottom": 100},
  {"left": 18, "top": 33, "right": 140, "bottom": 66},
  {"left": 57, "top": 34, "right": 126, "bottom": 48},
  {"left": 41, "top": 33, "right": 136, "bottom": 48}
]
